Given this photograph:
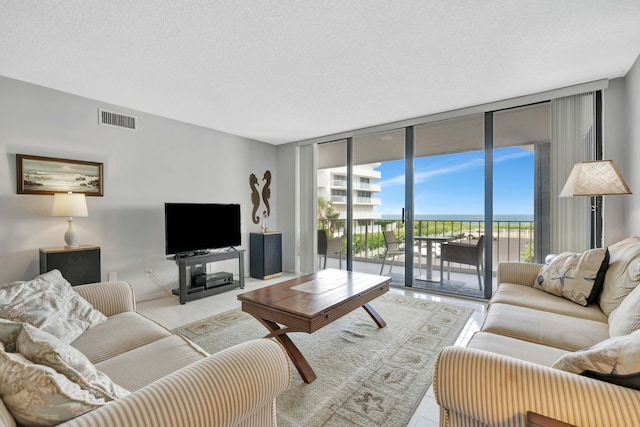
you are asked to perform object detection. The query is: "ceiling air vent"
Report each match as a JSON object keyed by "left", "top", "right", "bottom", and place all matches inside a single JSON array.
[{"left": 99, "top": 108, "right": 137, "bottom": 130}]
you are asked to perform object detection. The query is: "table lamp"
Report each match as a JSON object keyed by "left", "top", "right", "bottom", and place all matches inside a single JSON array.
[
  {"left": 52, "top": 192, "right": 88, "bottom": 248},
  {"left": 560, "top": 160, "right": 632, "bottom": 247}
]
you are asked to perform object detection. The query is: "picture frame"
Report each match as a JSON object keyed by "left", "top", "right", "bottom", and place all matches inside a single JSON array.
[{"left": 16, "top": 154, "right": 104, "bottom": 196}]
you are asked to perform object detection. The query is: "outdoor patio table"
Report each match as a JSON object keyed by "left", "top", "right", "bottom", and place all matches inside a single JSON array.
[{"left": 414, "top": 235, "right": 455, "bottom": 281}]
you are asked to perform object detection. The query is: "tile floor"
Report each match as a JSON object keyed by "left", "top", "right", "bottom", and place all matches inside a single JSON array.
[{"left": 137, "top": 272, "right": 487, "bottom": 427}]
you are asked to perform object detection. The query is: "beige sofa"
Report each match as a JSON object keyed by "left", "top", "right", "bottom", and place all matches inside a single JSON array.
[
  {"left": 434, "top": 236, "right": 640, "bottom": 427},
  {"left": 0, "top": 279, "right": 291, "bottom": 427}
]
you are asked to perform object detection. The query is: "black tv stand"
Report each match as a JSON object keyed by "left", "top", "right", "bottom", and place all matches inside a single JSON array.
[{"left": 168, "top": 250, "right": 245, "bottom": 304}]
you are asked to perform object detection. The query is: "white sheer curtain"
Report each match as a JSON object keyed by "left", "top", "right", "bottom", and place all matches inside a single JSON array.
[{"left": 550, "top": 92, "right": 596, "bottom": 253}]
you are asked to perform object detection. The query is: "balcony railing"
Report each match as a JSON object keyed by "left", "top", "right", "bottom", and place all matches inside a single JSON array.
[
  {"left": 331, "top": 180, "right": 382, "bottom": 192},
  {"left": 317, "top": 218, "right": 535, "bottom": 269}
]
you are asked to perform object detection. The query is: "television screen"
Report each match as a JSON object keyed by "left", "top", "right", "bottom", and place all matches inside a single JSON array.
[{"left": 164, "top": 203, "right": 241, "bottom": 255}]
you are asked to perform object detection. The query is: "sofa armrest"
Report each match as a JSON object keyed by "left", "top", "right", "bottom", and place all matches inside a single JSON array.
[
  {"left": 73, "top": 281, "right": 136, "bottom": 316},
  {"left": 434, "top": 346, "right": 640, "bottom": 427},
  {"left": 60, "top": 338, "right": 291, "bottom": 427},
  {"left": 496, "top": 262, "right": 543, "bottom": 288}
]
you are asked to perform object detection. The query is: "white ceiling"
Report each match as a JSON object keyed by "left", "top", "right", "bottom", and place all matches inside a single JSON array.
[{"left": 2, "top": 1, "right": 640, "bottom": 145}]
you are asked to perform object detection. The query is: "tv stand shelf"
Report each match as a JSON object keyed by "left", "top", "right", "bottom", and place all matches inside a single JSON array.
[{"left": 169, "top": 250, "right": 245, "bottom": 304}]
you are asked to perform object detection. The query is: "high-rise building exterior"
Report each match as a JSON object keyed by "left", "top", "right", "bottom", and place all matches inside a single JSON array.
[{"left": 317, "top": 163, "right": 382, "bottom": 223}]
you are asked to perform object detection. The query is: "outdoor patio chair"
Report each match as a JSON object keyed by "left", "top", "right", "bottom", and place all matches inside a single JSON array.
[
  {"left": 439, "top": 235, "right": 484, "bottom": 290},
  {"left": 318, "top": 229, "right": 343, "bottom": 269},
  {"left": 380, "top": 231, "right": 405, "bottom": 275}
]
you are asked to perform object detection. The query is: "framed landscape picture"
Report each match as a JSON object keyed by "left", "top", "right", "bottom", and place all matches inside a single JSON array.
[{"left": 16, "top": 154, "right": 104, "bottom": 196}]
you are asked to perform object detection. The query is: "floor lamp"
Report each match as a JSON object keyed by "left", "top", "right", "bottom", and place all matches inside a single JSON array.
[{"left": 559, "top": 160, "right": 632, "bottom": 248}]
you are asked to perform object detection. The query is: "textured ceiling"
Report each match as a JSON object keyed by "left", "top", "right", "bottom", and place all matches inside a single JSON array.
[{"left": 1, "top": 1, "right": 640, "bottom": 145}]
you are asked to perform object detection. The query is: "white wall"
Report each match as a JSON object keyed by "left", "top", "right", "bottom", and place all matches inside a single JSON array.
[
  {"left": 625, "top": 54, "right": 640, "bottom": 237},
  {"left": 0, "top": 76, "right": 278, "bottom": 302},
  {"left": 276, "top": 143, "right": 297, "bottom": 273},
  {"left": 603, "top": 78, "right": 629, "bottom": 245}
]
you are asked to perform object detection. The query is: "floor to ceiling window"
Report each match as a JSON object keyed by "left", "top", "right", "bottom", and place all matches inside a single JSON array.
[{"left": 311, "top": 91, "right": 597, "bottom": 299}]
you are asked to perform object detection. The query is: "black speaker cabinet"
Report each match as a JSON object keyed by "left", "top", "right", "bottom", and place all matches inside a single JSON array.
[
  {"left": 40, "top": 246, "right": 101, "bottom": 285},
  {"left": 250, "top": 232, "right": 282, "bottom": 280}
]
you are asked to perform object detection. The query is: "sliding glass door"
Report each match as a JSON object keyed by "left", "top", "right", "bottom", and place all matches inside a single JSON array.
[
  {"left": 314, "top": 100, "right": 557, "bottom": 300},
  {"left": 413, "top": 115, "right": 485, "bottom": 297},
  {"left": 353, "top": 129, "right": 406, "bottom": 285}
]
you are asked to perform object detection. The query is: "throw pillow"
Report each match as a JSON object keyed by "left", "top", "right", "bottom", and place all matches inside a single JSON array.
[
  {"left": 0, "top": 348, "right": 105, "bottom": 426},
  {"left": 0, "top": 270, "right": 106, "bottom": 343},
  {"left": 552, "top": 329, "right": 640, "bottom": 376},
  {"left": 17, "top": 323, "right": 129, "bottom": 401},
  {"left": 599, "top": 236, "right": 640, "bottom": 316},
  {"left": 533, "top": 248, "right": 609, "bottom": 306},
  {"left": 608, "top": 283, "right": 640, "bottom": 337},
  {"left": 0, "top": 318, "right": 24, "bottom": 353}
]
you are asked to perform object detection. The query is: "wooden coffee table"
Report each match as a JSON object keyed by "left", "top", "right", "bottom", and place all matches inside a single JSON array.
[{"left": 237, "top": 269, "right": 390, "bottom": 383}]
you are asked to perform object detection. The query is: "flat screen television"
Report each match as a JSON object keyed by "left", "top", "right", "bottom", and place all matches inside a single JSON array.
[{"left": 164, "top": 203, "right": 241, "bottom": 255}]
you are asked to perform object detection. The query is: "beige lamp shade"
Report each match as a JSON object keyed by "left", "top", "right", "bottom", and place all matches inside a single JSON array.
[
  {"left": 559, "top": 160, "right": 632, "bottom": 197},
  {"left": 52, "top": 192, "right": 88, "bottom": 217}
]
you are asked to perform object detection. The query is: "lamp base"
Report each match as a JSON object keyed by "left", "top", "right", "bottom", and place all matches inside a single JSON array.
[{"left": 64, "top": 219, "right": 79, "bottom": 248}]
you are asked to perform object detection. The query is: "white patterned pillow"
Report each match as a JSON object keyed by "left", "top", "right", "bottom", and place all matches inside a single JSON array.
[
  {"left": 17, "top": 323, "right": 129, "bottom": 401},
  {"left": 608, "top": 284, "right": 640, "bottom": 337},
  {"left": 599, "top": 236, "right": 640, "bottom": 315},
  {"left": 534, "top": 248, "right": 609, "bottom": 306},
  {"left": 552, "top": 330, "right": 640, "bottom": 375},
  {"left": 0, "top": 348, "right": 106, "bottom": 426},
  {"left": 0, "top": 270, "right": 106, "bottom": 343},
  {"left": 0, "top": 318, "right": 24, "bottom": 353}
]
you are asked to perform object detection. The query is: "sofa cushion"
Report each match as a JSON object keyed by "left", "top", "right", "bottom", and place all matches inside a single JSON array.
[
  {"left": 0, "top": 270, "right": 106, "bottom": 343},
  {"left": 71, "top": 312, "right": 172, "bottom": 364},
  {"left": 599, "top": 236, "right": 640, "bottom": 316},
  {"left": 467, "top": 331, "right": 570, "bottom": 366},
  {"left": 481, "top": 302, "right": 609, "bottom": 351},
  {"left": 17, "top": 323, "right": 128, "bottom": 401},
  {"left": 492, "top": 283, "right": 608, "bottom": 323},
  {"left": 608, "top": 283, "right": 640, "bottom": 337},
  {"left": 95, "top": 335, "right": 207, "bottom": 391},
  {"left": 533, "top": 248, "right": 609, "bottom": 306},
  {"left": 0, "top": 345, "right": 105, "bottom": 426},
  {"left": 552, "top": 329, "right": 640, "bottom": 377}
]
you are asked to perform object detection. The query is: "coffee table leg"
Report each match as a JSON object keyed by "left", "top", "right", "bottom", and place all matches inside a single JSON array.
[
  {"left": 362, "top": 303, "right": 386, "bottom": 328},
  {"left": 257, "top": 318, "right": 317, "bottom": 384}
]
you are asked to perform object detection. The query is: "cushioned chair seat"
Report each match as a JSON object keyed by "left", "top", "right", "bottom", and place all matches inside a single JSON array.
[
  {"left": 467, "top": 331, "right": 570, "bottom": 366},
  {"left": 71, "top": 312, "right": 172, "bottom": 364},
  {"left": 95, "top": 335, "right": 207, "bottom": 391},
  {"left": 481, "top": 303, "right": 610, "bottom": 351},
  {"left": 492, "top": 282, "right": 609, "bottom": 323}
]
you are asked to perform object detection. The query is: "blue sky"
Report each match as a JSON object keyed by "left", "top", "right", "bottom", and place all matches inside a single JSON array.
[{"left": 375, "top": 146, "right": 534, "bottom": 216}]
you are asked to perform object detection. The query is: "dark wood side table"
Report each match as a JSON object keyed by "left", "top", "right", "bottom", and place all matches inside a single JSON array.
[
  {"left": 39, "top": 245, "right": 101, "bottom": 285},
  {"left": 250, "top": 232, "right": 282, "bottom": 280},
  {"left": 527, "top": 411, "right": 577, "bottom": 427}
]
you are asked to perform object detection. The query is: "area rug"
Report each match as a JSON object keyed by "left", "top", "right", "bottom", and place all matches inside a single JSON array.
[{"left": 173, "top": 293, "right": 473, "bottom": 427}]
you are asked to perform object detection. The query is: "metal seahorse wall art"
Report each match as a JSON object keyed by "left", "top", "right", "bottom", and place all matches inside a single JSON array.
[
  {"left": 249, "top": 170, "right": 272, "bottom": 228},
  {"left": 262, "top": 170, "right": 271, "bottom": 218},
  {"left": 249, "top": 173, "right": 261, "bottom": 224}
]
